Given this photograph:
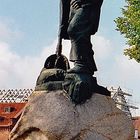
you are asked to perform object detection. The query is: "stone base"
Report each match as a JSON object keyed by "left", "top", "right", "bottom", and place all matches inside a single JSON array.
[{"left": 10, "top": 90, "right": 134, "bottom": 140}]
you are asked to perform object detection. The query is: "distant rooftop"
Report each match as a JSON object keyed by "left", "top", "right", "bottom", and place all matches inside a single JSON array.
[
  {"left": 0, "top": 103, "right": 26, "bottom": 119},
  {"left": 0, "top": 89, "right": 33, "bottom": 103},
  {"left": 0, "top": 102, "right": 26, "bottom": 132}
]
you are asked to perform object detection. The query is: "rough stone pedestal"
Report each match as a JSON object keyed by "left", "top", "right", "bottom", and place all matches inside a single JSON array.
[{"left": 10, "top": 90, "right": 134, "bottom": 140}]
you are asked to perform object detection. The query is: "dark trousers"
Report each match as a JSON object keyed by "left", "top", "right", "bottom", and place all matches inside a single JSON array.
[{"left": 67, "top": 5, "right": 97, "bottom": 73}]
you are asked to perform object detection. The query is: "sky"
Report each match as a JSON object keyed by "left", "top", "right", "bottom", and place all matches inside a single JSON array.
[{"left": 0, "top": 0, "right": 140, "bottom": 116}]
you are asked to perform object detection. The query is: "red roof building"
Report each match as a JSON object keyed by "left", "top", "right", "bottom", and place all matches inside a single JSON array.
[
  {"left": 133, "top": 117, "right": 140, "bottom": 139},
  {"left": 0, "top": 103, "right": 26, "bottom": 140}
]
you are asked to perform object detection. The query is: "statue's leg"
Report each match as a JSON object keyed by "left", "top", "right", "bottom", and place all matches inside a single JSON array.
[{"left": 67, "top": 6, "right": 97, "bottom": 75}]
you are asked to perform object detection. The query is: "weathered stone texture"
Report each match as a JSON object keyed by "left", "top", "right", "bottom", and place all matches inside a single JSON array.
[{"left": 10, "top": 90, "right": 134, "bottom": 140}]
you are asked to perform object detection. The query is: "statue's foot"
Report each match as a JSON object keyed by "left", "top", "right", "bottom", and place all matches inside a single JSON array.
[
  {"left": 67, "top": 66, "right": 94, "bottom": 75},
  {"left": 70, "top": 81, "right": 92, "bottom": 105}
]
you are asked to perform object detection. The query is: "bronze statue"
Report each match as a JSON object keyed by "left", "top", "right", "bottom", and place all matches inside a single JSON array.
[
  {"left": 57, "top": 0, "right": 104, "bottom": 75},
  {"left": 36, "top": 0, "right": 110, "bottom": 105}
]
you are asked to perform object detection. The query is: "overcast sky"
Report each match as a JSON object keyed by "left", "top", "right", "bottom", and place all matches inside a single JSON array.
[{"left": 0, "top": 0, "right": 140, "bottom": 116}]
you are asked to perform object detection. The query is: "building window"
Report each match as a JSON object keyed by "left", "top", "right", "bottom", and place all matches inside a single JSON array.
[
  {"left": 4, "top": 107, "right": 15, "bottom": 113},
  {"left": 134, "top": 129, "right": 139, "bottom": 139},
  {"left": 0, "top": 116, "right": 4, "bottom": 122}
]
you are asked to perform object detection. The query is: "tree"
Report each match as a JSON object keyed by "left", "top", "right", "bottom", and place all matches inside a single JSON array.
[{"left": 115, "top": 0, "right": 140, "bottom": 62}]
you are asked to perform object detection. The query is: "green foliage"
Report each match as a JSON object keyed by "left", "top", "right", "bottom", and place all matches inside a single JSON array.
[{"left": 115, "top": 0, "right": 140, "bottom": 62}]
